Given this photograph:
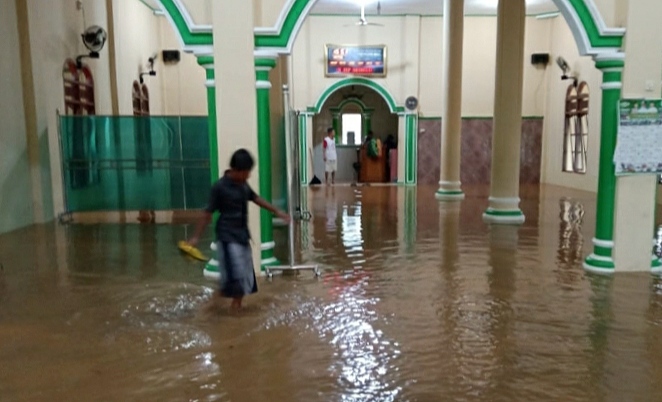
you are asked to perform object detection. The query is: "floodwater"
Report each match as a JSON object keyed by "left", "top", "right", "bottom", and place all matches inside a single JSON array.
[{"left": 1, "top": 184, "right": 662, "bottom": 402}]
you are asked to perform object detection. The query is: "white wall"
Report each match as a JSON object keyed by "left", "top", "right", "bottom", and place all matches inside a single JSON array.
[
  {"left": 291, "top": 15, "right": 552, "bottom": 117},
  {"left": 180, "top": 0, "right": 212, "bottom": 26},
  {"left": 540, "top": 16, "right": 603, "bottom": 191},
  {"left": 160, "top": 19, "right": 207, "bottom": 116},
  {"left": 291, "top": 15, "right": 416, "bottom": 111},
  {"left": 594, "top": 0, "right": 628, "bottom": 27},
  {"left": 113, "top": 0, "right": 165, "bottom": 115},
  {"left": 0, "top": 0, "right": 32, "bottom": 233},
  {"left": 254, "top": 0, "right": 289, "bottom": 28},
  {"left": 26, "top": 0, "right": 114, "bottom": 221}
]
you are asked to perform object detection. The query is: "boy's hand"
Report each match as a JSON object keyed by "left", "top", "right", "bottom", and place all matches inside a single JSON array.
[{"left": 276, "top": 210, "right": 292, "bottom": 224}]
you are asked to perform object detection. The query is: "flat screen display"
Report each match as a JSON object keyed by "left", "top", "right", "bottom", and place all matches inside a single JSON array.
[{"left": 325, "top": 45, "right": 386, "bottom": 77}]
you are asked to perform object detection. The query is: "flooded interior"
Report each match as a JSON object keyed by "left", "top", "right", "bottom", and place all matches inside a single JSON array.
[{"left": 2, "top": 184, "right": 662, "bottom": 401}]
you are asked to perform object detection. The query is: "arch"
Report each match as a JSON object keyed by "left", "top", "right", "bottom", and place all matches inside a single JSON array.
[
  {"left": 310, "top": 78, "right": 403, "bottom": 114},
  {"left": 330, "top": 98, "right": 372, "bottom": 114},
  {"left": 152, "top": 0, "right": 212, "bottom": 51},
  {"left": 156, "top": 0, "right": 625, "bottom": 58},
  {"left": 257, "top": 0, "right": 623, "bottom": 56},
  {"left": 552, "top": 0, "right": 624, "bottom": 55}
]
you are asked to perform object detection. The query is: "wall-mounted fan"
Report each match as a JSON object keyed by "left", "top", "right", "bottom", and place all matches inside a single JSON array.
[
  {"left": 76, "top": 25, "right": 107, "bottom": 68},
  {"left": 345, "top": 2, "right": 383, "bottom": 27}
]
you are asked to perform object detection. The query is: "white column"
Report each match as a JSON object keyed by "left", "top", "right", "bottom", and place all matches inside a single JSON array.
[
  {"left": 483, "top": 0, "right": 526, "bottom": 225},
  {"left": 612, "top": 0, "right": 662, "bottom": 272},
  {"left": 212, "top": 0, "right": 262, "bottom": 271},
  {"left": 436, "top": 0, "right": 465, "bottom": 201}
]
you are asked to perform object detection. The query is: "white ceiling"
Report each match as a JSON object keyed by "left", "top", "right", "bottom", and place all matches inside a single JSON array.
[{"left": 311, "top": 0, "right": 558, "bottom": 16}]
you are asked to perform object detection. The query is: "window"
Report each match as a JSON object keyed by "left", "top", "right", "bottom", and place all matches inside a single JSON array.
[
  {"left": 63, "top": 59, "right": 95, "bottom": 115},
  {"left": 62, "top": 59, "right": 97, "bottom": 188},
  {"left": 563, "top": 82, "right": 589, "bottom": 173},
  {"left": 342, "top": 113, "right": 362, "bottom": 145},
  {"left": 132, "top": 81, "right": 150, "bottom": 116},
  {"left": 132, "top": 81, "right": 152, "bottom": 175}
]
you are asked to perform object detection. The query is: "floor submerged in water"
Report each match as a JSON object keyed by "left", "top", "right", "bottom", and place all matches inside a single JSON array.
[{"left": 1, "top": 184, "right": 662, "bottom": 401}]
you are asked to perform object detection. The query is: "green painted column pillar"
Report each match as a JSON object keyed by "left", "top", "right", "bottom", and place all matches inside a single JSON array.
[
  {"left": 332, "top": 112, "right": 340, "bottom": 144},
  {"left": 404, "top": 112, "right": 418, "bottom": 185},
  {"left": 255, "top": 54, "right": 279, "bottom": 268},
  {"left": 584, "top": 56, "right": 625, "bottom": 273},
  {"left": 197, "top": 55, "right": 222, "bottom": 280}
]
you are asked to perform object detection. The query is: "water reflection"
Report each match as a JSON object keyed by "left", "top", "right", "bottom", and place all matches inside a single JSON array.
[
  {"left": 557, "top": 197, "right": 586, "bottom": 268},
  {"left": 324, "top": 186, "right": 402, "bottom": 400}
]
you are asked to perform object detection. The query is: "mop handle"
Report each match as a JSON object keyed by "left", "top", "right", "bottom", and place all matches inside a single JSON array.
[{"left": 282, "top": 85, "right": 296, "bottom": 267}]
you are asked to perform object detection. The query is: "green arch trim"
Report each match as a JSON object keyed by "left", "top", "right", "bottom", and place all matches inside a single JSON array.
[
  {"left": 254, "top": 0, "right": 311, "bottom": 49},
  {"left": 157, "top": 0, "right": 624, "bottom": 58},
  {"left": 155, "top": 0, "right": 212, "bottom": 47},
  {"left": 553, "top": 0, "right": 624, "bottom": 53},
  {"left": 310, "top": 78, "right": 404, "bottom": 114},
  {"left": 330, "top": 98, "right": 375, "bottom": 114},
  {"left": 261, "top": 0, "right": 623, "bottom": 55}
]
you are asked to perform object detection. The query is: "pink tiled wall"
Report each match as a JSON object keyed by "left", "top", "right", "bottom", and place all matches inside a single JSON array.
[{"left": 417, "top": 118, "right": 543, "bottom": 185}]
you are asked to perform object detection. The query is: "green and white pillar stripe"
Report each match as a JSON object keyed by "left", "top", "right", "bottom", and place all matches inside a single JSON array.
[
  {"left": 584, "top": 54, "right": 623, "bottom": 274},
  {"left": 196, "top": 55, "right": 221, "bottom": 279},
  {"left": 404, "top": 112, "right": 418, "bottom": 185},
  {"left": 298, "top": 113, "right": 309, "bottom": 185},
  {"left": 255, "top": 54, "right": 279, "bottom": 268}
]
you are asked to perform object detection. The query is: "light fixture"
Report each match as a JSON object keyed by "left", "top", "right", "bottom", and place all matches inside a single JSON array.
[
  {"left": 140, "top": 53, "right": 158, "bottom": 84},
  {"left": 556, "top": 56, "right": 578, "bottom": 87}
]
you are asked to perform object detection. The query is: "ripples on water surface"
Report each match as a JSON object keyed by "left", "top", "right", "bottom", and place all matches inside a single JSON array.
[{"left": 1, "top": 185, "right": 662, "bottom": 401}]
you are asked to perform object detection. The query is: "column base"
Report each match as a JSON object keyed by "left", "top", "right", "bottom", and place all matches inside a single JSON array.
[
  {"left": 436, "top": 181, "right": 464, "bottom": 200},
  {"left": 482, "top": 208, "right": 525, "bottom": 225},
  {"left": 435, "top": 190, "right": 465, "bottom": 201},
  {"left": 583, "top": 254, "right": 662, "bottom": 274},
  {"left": 261, "top": 240, "right": 280, "bottom": 269},
  {"left": 651, "top": 256, "right": 662, "bottom": 274},
  {"left": 583, "top": 254, "right": 615, "bottom": 274},
  {"left": 261, "top": 256, "right": 281, "bottom": 269},
  {"left": 204, "top": 259, "right": 220, "bottom": 281}
]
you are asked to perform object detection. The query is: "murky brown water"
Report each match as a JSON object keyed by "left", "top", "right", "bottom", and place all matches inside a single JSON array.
[{"left": 2, "top": 184, "right": 662, "bottom": 401}]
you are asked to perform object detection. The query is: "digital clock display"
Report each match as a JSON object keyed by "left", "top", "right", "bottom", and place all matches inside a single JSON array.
[{"left": 325, "top": 45, "right": 386, "bottom": 77}]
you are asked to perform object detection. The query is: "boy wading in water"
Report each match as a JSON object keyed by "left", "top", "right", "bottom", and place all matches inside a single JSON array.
[{"left": 185, "top": 149, "right": 290, "bottom": 309}]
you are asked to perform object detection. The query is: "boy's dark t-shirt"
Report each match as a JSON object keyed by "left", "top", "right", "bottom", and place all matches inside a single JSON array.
[{"left": 205, "top": 171, "right": 257, "bottom": 245}]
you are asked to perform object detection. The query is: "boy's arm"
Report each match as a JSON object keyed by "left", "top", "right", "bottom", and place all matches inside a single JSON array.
[
  {"left": 253, "top": 196, "right": 291, "bottom": 224},
  {"left": 187, "top": 211, "right": 212, "bottom": 246}
]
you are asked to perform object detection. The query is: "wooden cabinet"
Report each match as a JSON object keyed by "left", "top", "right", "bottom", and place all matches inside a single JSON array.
[{"left": 358, "top": 146, "right": 387, "bottom": 183}]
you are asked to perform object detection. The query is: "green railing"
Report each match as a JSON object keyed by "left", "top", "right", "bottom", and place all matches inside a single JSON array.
[{"left": 59, "top": 115, "right": 210, "bottom": 212}]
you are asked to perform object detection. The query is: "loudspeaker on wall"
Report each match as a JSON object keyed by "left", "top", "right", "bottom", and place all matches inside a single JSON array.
[
  {"left": 531, "top": 53, "right": 550, "bottom": 66},
  {"left": 162, "top": 50, "right": 181, "bottom": 64}
]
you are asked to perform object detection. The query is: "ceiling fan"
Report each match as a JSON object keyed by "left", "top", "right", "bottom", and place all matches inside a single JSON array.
[{"left": 345, "top": 1, "right": 383, "bottom": 27}]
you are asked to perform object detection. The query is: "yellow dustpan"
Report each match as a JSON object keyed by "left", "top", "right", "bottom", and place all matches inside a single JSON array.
[{"left": 178, "top": 241, "right": 208, "bottom": 262}]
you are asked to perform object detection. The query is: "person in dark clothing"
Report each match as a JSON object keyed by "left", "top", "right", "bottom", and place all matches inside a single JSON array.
[
  {"left": 185, "top": 149, "right": 290, "bottom": 309},
  {"left": 384, "top": 134, "right": 397, "bottom": 151}
]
